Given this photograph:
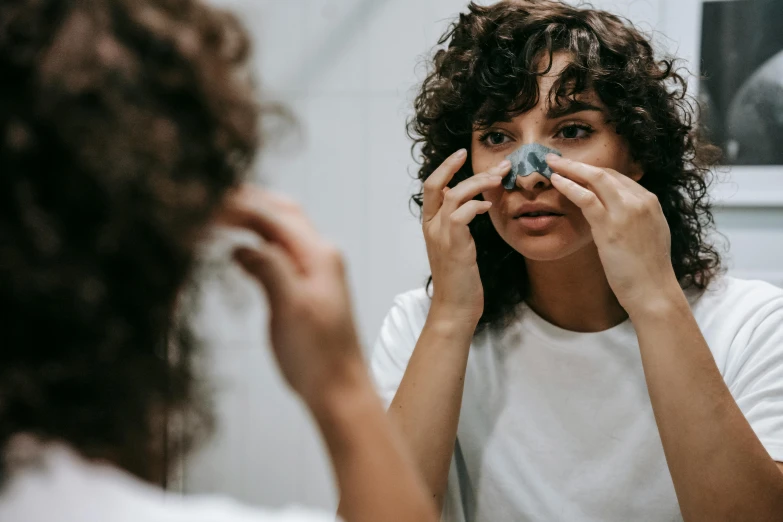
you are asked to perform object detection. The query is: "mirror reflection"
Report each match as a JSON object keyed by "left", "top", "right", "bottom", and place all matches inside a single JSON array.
[{"left": 2, "top": 1, "right": 782, "bottom": 522}]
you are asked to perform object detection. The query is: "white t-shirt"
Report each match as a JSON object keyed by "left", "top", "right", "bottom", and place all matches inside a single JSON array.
[
  {"left": 371, "top": 277, "right": 783, "bottom": 522},
  {"left": 0, "top": 438, "right": 337, "bottom": 522}
]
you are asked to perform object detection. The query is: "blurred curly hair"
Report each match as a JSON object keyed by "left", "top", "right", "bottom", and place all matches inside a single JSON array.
[
  {"left": 409, "top": 0, "right": 722, "bottom": 328},
  {"left": 0, "top": 0, "right": 258, "bottom": 481}
]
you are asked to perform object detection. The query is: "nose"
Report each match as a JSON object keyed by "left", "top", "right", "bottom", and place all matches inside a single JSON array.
[{"left": 515, "top": 171, "right": 551, "bottom": 192}]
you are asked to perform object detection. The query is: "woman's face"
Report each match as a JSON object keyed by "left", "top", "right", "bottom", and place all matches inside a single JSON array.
[{"left": 472, "top": 52, "right": 642, "bottom": 262}]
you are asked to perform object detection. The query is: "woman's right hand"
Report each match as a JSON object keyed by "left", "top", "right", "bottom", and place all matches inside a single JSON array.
[{"left": 422, "top": 149, "right": 509, "bottom": 325}]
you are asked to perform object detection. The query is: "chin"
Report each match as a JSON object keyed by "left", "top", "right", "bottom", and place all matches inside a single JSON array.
[{"left": 505, "top": 232, "right": 592, "bottom": 262}]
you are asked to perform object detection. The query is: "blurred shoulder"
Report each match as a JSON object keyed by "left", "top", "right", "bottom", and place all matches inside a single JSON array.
[
  {"left": 0, "top": 439, "right": 337, "bottom": 522},
  {"left": 692, "top": 275, "right": 783, "bottom": 314},
  {"left": 390, "top": 287, "right": 431, "bottom": 319}
]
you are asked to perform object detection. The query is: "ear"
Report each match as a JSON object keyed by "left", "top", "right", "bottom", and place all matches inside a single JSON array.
[{"left": 628, "top": 160, "right": 644, "bottom": 182}]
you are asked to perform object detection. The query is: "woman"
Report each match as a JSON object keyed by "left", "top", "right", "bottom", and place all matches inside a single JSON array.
[
  {"left": 371, "top": 2, "right": 783, "bottom": 521},
  {"left": 0, "top": 1, "right": 436, "bottom": 521}
]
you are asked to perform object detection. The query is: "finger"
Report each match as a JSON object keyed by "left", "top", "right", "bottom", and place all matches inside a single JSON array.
[
  {"left": 219, "top": 187, "right": 321, "bottom": 271},
  {"left": 227, "top": 185, "right": 318, "bottom": 234},
  {"left": 598, "top": 168, "right": 657, "bottom": 213},
  {"left": 607, "top": 170, "right": 663, "bottom": 215},
  {"left": 222, "top": 205, "right": 315, "bottom": 271},
  {"left": 440, "top": 159, "right": 509, "bottom": 214},
  {"left": 605, "top": 167, "right": 648, "bottom": 195},
  {"left": 234, "top": 245, "right": 297, "bottom": 305},
  {"left": 441, "top": 172, "right": 504, "bottom": 216},
  {"left": 422, "top": 149, "right": 468, "bottom": 221},
  {"left": 551, "top": 173, "right": 605, "bottom": 223},
  {"left": 546, "top": 155, "right": 625, "bottom": 208},
  {"left": 449, "top": 200, "right": 493, "bottom": 228}
]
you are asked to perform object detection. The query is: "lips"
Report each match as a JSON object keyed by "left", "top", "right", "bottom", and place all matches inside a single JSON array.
[
  {"left": 513, "top": 207, "right": 564, "bottom": 218},
  {"left": 518, "top": 210, "right": 563, "bottom": 218},
  {"left": 514, "top": 211, "right": 563, "bottom": 232}
]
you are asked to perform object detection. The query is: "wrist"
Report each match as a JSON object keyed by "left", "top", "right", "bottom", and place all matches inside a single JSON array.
[
  {"left": 625, "top": 277, "right": 689, "bottom": 322},
  {"left": 304, "top": 356, "right": 377, "bottom": 424},
  {"left": 428, "top": 301, "right": 482, "bottom": 333}
]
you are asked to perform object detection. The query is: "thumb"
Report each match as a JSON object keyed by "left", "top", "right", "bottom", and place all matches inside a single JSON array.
[{"left": 234, "top": 245, "right": 297, "bottom": 305}]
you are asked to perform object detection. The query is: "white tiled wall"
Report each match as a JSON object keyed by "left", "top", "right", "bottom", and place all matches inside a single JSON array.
[{"left": 185, "top": 0, "right": 783, "bottom": 512}]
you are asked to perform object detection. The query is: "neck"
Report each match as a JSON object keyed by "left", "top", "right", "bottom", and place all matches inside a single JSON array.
[{"left": 525, "top": 243, "right": 627, "bottom": 332}]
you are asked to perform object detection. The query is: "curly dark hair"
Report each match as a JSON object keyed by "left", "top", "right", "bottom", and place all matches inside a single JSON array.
[
  {"left": 409, "top": 0, "right": 722, "bottom": 328},
  {"left": 0, "top": 0, "right": 258, "bottom": 481}
]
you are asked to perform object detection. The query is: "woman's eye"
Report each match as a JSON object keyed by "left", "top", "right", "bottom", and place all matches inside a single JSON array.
[
  {"left": 558, "top": 125, "right": 590, "bottom": 140},
  {"left": 482, "top": 132, "right": 509, "bottom": 146}
]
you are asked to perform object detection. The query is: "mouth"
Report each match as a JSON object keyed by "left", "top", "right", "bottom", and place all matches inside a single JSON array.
[
  {"left": 515, "top": 210, "right": 564, "bottom": 218},
  {"left": 513, "top": 209, "right": 564, "bottom": 232}
]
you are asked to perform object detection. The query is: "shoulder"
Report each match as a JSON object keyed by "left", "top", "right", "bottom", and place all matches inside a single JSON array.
[
  {"left": 179, "top": 498, "right": 336, "bottom": 522},
  {"left": 0, "top": 441, "right": 336, "bottom": 522},
  {"left": 375, "top": 287, "right": 431, "bottom": 345},
  {"left": 690, "top": 276, "right": 783, "bottom": 369},
  {"left": 369, "top": 287, "right": 431, "bottom": 404},
  {"left": 691, "top": 276, "right": 783, "bottom": 320},
  {"left": 390, "top": 287, "right": 431, "bottom": 319}
]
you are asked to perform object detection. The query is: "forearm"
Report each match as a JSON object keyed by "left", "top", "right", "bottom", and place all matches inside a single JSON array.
[
  {"left": 631, "top": 285, "right": 783, "bottom": 522},
  {"left": 311, "top": 360, "right": 437, "bottom": 522},
  {"left": 388, "top": 313, "right": 476, "bottom": 511}
]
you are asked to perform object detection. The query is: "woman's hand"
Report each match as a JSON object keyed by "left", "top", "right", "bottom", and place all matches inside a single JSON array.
[
  {"left": 547, "top": 155, "right": 681, "bottom": 313},
  {"left": 422, "top": 149, "right": 508, "bottom": 325},
  {"left": 218, "top": 185, "right": 364, "bottom": 406}
]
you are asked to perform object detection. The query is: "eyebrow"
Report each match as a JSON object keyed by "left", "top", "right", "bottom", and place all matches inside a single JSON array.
[{"left": 546, "top": 101, "right": 604, "bottom": 119}]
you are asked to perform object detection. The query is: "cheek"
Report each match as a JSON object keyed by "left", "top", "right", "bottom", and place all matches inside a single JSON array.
[
  {"left": 565, "top": 209, "right": 592, "bottom": 236},
  {"left": 483, "top": 189, "right": 510, "bottom": 231},
  {"left": 566, "top": 145, "right": 611, "bottom": 168},
  {"left": 565, "top": 135, "right": 634, "bottom": 173},
  {"left": 557, "top": 197, "right": 590, "bottom": 231},
  {"left": 487, "top": 205, "right": 507, "bottom": 237},
  {"left": 470, "top": 142, "right": 504, "bottom": 174},
  {"left": 482, "top": 185, "right": 506, "bottom": 205}
]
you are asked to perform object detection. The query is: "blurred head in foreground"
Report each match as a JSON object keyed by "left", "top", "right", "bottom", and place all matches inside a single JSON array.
[{"left": 0, "top": 0, "right": 259, "bottom": 481}]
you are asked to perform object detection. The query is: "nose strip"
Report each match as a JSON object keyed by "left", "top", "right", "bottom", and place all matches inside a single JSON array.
[{"left": 502, "top": 143, "right": 562, "bottom": 190}]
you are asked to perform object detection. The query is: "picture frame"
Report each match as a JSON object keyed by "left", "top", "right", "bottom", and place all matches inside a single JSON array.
[{"left": 658, "top": 0, "right": 783, "bottom": 208}]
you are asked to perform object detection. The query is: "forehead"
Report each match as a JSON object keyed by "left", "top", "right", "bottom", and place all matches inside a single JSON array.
[
  {"left": 535, "top": 52, "right": 572, "bottom": 83},
  {"left": 534, "top": 51, "right": 601, "bottom": 109}
]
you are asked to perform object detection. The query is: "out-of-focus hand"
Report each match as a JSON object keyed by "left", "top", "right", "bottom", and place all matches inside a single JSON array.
[{"left": 218, "top": 184, "right": 364, "bottom": 406}]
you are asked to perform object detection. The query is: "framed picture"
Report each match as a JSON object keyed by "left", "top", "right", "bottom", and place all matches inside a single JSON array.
[{"left": 660, "top": 0, "right": 783, "bottom": 207}]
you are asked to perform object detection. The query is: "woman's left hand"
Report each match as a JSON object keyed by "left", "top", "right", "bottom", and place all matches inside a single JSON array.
[{"left": 546, "top": 154, "right": 681, "bottom": 313}]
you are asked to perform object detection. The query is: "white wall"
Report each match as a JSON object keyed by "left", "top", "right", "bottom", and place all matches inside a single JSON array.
[{"left": 183, "top": 0, "right": 783, "bottom": 512}]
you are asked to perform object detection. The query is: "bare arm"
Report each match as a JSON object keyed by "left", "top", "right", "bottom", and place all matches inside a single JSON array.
[
  {"left": 386, "top": 314, "right": 476, "bottom": 510},
  {"left": 379, "top": 150, "right": 509, "bottom": 510},
  {"left": 222, "top": 186, "right": 437, "bottom": 522},
  {"left": 315, "top": 361, "right": 437, "bottom": 522},
  {"left": 632, "top": 289, "right": 783, "bottom": 522}
]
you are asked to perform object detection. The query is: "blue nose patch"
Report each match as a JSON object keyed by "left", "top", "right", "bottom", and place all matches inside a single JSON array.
[{"left": 503, "top": 143, "right": 562, "bottom": 190}]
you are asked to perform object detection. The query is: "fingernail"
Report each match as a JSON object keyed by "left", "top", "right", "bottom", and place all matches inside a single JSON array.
[
  {"left": 455, "top": 148, "right": 467, "bottom": 159},
  {"left": 546, "top": 153, "right": 561, "bottom": 162},
  {"left": 498, "top": 159, "right": 511, "bottom": 168}
]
